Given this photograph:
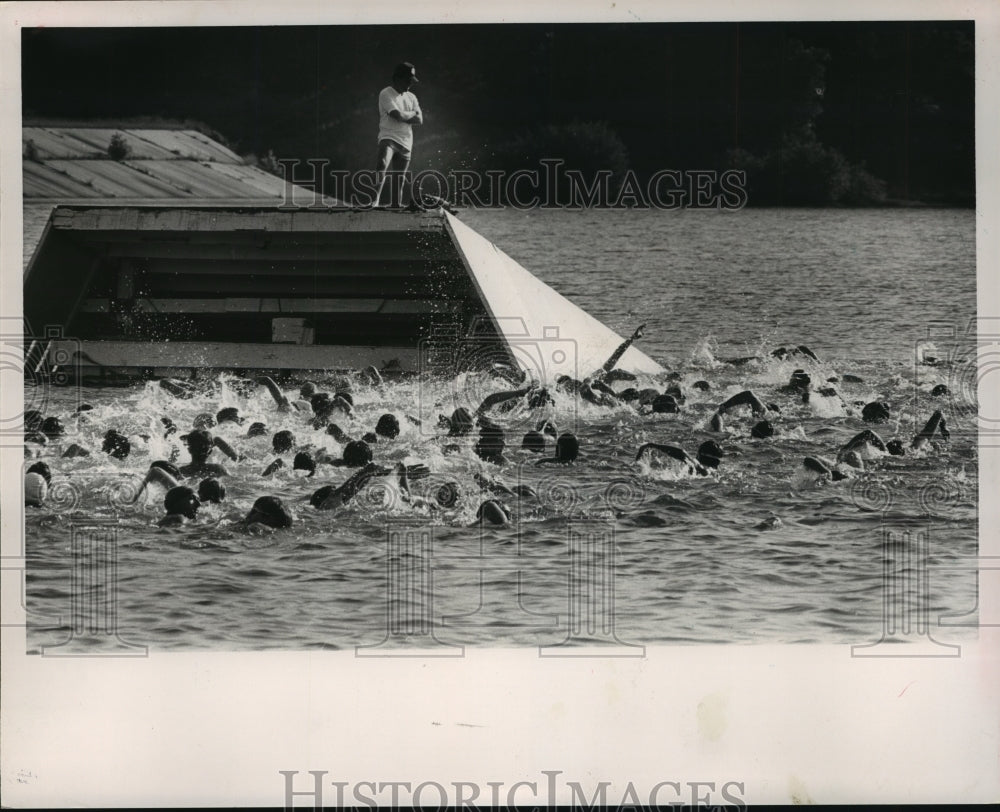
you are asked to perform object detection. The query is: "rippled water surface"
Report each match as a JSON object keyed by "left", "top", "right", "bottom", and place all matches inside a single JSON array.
[{"left": 24, "top": 207, "right": 978, "bottom": 652}]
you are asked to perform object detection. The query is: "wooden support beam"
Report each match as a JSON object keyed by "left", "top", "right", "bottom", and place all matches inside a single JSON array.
[
  {"left": 78, "top": 298, "right": 465, "bottom": 314},
  {"left": 52, "top": 339, "right": 425, "bottom": 371}
]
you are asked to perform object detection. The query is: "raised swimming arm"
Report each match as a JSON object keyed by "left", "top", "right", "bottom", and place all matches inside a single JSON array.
[
  {"left": 213, "top": 436, "right": 240, "bottom": 461},
  {"left": 477, "top": 386, "right": 532, "bottom": 415},
  {"left": 715, "top": 390, "right": 767, "bottom": 417},
  {"left": 256, "top": 376, "right": 291, "bottom": 410},
  {"left": 316, "top": 463, "right": 392, "bottom": 510},
  {"left": 129, "top": 465, "right": 180, "bottom": 504},
  {"left": 601, "top": 323, "right": 646, "bottom": 374},
  {"left": 840, "top": 429, "right": 887, "bottom": 455},
  {"left": 912, "top": 410, "right": 949, "bottom": 449}
]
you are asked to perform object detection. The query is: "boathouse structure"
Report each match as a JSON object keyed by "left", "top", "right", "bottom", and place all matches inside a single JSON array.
[{"left": 23, "top": 125, "right": 664, "bottom": 381}]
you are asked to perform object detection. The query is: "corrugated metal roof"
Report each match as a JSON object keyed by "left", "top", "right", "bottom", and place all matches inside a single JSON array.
[
  {"left": 22, "top": 125, "right": 335, "bottom": 267},
  {"left": 23, "top": 126, "right": 243, "bottom": 162},
  {"left": 22, "top": 126, "right": 301, "bottom": 203}
]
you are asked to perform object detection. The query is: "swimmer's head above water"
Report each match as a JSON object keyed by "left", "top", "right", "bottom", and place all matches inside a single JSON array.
[{"left": 244, "top": 496, "right": 293, "bottom": 529}]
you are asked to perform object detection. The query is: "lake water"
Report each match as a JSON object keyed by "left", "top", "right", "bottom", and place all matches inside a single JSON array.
[{"left": 23, "top": 206, "right": 979, "bottom": 653}]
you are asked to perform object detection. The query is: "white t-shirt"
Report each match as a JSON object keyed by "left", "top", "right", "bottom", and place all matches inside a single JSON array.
[{"left": 378, "top": 86, "right": 420, "bottom": 152}]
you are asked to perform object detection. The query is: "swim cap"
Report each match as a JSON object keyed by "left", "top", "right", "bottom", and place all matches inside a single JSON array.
[
  {"left": 216, "top": 407, "right": 243, "bottom": 425},
  {"left": 475, "top": 426, "right": 506, "bottom": 464},
  {"left": 293, "top": 451, "right": 316, "bottom": 475},
  {"left": 62, "top": 443, "right": 90, "bottom": 458},
  {"left": 448, "top": 407, "right": 474, "bottom": 436},
  {"left": 24, "top": 472, "right": 48, "bottom": 507},
  {"left": 343, "top": 440, "right": 373, "bottom": 467},
  {"left": 41, "top": 416, "right": 65, "bottom": 438},
  {"left": 247, "top": 421, "right": 268, "bottom": 438},
  {"left": 651, "top": 394, "right": 679, "bottom": 413},
  {"left": 886, "top": 439, "right": 906, "bottom": 456},
  {"left": 27, "top": 461, "right": 52, "bottom": 485},
  {"left": 76, "top": 403, "right": 94, "bottom": 413},
  {"left": 272, "top": 430, "right": 295, "bottom": 454},
  {"left": 164, "top": 486, "right": 200, "bottom": 519},
  {"left": 477, "top": 499, "right": 510, "bottom": 526},
  {"left": 102, "top": 429, "right": 131, "bottom": 459},
  {"left": 246, "top": 496, "right": 293, "bottom": 528},
  {"left": 375, "top": 413, "right": 400, "bottom": 439},
  {"left": 335, "top": 391, "right": 354, "bottom": 407},
  {"left": 193, "top": 413, "right": 216, "bottom": 430},
  {"left": 197, "top": 477, "right": 226, "bottom": 503},
  {"left": 751, "top": 420, "right": 774, "bottom": 439},
  {"left": 861, "top": 401, "right": 891, "bottom": 424},
  {"left": 299, "top": 382, "right": 318, "bottom": 399},
  {"left": 521, "top": 430, "right": 546, "bottom": 453},
  {"left": 185, "top": 429, "right": 214, "bottom": 456},
  {"left": 309, "top": 485, "right": 335, "bottom": 508},
  {"left": 555, "top": 433, "right": 579, "bottom": 462},
  {"left": 693, "top": 380, "right": 711, "bottom": 391},
  {"left": 362, "top": 432, "right": 379, "bottom": 445},
  {"left": 697, "top": 440, "right": 723, "bottom": 469},
  {"left": 310, "top": 393, "right": 333, "bottom": 418},
  {"left": 931, "top": 384, "right": 950, "bottom": 397}
]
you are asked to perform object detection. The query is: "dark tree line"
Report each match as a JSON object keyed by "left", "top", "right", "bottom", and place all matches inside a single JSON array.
[{"left": 22, "top": 21, "right": 974, "bottom": 205}]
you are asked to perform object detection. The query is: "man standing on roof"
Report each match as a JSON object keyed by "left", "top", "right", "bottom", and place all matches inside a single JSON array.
[{"left": 373, "top": 61, "right": 423, "bottom": 209}]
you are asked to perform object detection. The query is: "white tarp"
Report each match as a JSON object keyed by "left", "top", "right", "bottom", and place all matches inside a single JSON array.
[{"left": 445, "top": 211, "right": 666, "bottom": 382}]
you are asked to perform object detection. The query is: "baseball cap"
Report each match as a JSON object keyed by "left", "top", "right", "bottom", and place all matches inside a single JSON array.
[{"left": 393, "top": 62, "right": 419, "bottom": 82}]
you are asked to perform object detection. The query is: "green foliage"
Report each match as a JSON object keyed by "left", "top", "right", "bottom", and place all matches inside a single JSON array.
[
  {"left": 728, "top": 132, "right": 886, "bottom": 206},
  {"left": 491, "top": 120, "right": 630, "bottom": 202}
]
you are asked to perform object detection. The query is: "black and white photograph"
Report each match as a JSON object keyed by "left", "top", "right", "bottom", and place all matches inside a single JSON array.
[{"left": 2, "top": 1, "right": 998, "bottom": 807}]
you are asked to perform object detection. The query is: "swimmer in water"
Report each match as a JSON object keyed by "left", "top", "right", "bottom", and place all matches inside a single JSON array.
[
  {"left": 476, "top": 498, "right": 512, "bottom": 526},
  {"left": 239, "top": 495, "right": 294, "bottom": 531},
  {"left": 157, "top": 485, "right": 201, "bottom": 527},
  {"left": 635, "top": 443, "right": 710, "bottom": 476},
  {"left": 592, "top": 323, "right": 647, "bottom": 379},
  {"left": 310, "top": 462, "right": 392, "bottom": 510},
  {"left": 24, "top": 465, "right": 49, "bottom": 507},
  {"left": 257, "top": 375, "right": 310, "bottom": 412},
  {"left": 537, "top": 432, "right": 579, "bottom": 465},
  {"left": 177, "top": 430, "right": 231, "bottom": 478},
  {"left": 911, "top": 409, "right": 949, "bottom": 450},
  {"left": 473, "top": 472, "right": 537, "bottom": 500}
]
